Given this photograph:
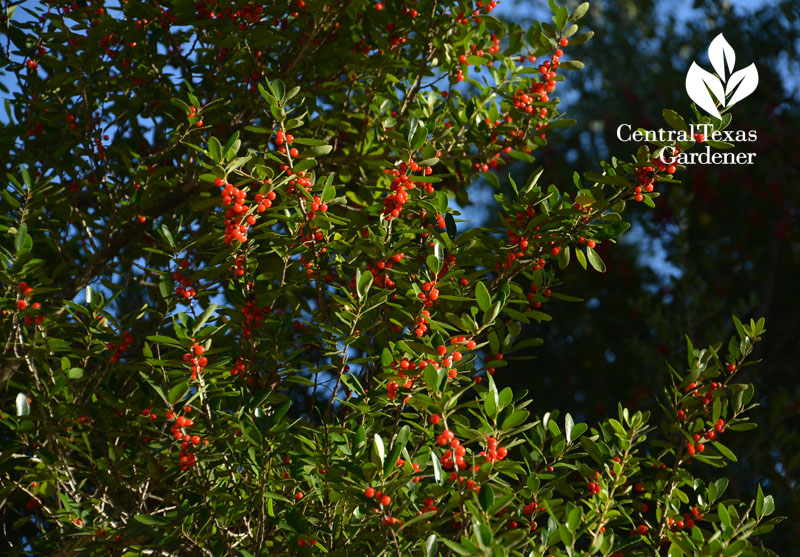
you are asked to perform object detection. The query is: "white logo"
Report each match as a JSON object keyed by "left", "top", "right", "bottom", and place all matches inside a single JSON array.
[{"left": 685, "top": 34, "right": 758, "bottom": 119}]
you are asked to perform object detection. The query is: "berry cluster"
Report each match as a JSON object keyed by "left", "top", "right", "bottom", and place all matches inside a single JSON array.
[
  {"left": 667, "top": 506, "right": 704, "bottom": 532},
  {"left": 478, "top": 435, "right": 508, "bottom": 462},
  {"left": 382, "top": 161, "right": 435, "bottom": 221},
  {"left": 173, "top": 258, "right": 198, "bottom": 299},
  {"left": 241, "top": 300, "right": 269, "bottom": 337},
  {"left": 14, "top": 282, "right": 46, "bottom": 325},
  {"left": 215, "top": 177, "right": 257, "bottom": 244},
  {"left": 230, "top": 356, "right": 247, "bottom": 377},
  {"left": 502, "top": 205, "right": 551, "bottom": 271},
  {"left": 14, "top": 284, "right": 31, "bottom": 309},
  {"left": 107, "top": 331, "right": 134, "bottom": 363},
  {"left": 25, "top": 495, "right": 41, "bottom": 511},
  {"left": 182, "top": 341, "right": 209, "bottom": 380},
  {"left": 231, "top": 254, "right": 246, "bottom": 277}
]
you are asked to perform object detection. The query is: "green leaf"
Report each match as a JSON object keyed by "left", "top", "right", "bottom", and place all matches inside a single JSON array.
[
  {"left": 267, "top": 78, "right": 286, "bottom": 100},
  {"left": 512, "top": 337, "right": 544, "bottom": 351},
  {"left": 445, "top": 214, "right": 458, "bottom": 239},
  {"left": 571, "top": 2, "right": 589, "bottom": 20},
  {"left": 580, "top": 436, "right": 603, "bottom": 463},
  {"left": 168, "top": 382, "right": 189, "bottom": 406},
  {"left": 192, "top": 304, "right": 218, "bottom": 335},
  {"left": 551, "top": 0, "right": 568, "bottom": 29},
  {"left": 426, "top": 254, "right": 441, "bottom": 275},
  {"left": 140, "top": 372, "right": 168, "bottom": 404},
  {"left": 384, "top": 425, "right": 410, "bottom": 474},
  {"left": 484, "top": 375, "right": 499, "bottom": 419},
  {"left": 483, "top": 302, "right": 501, "bottom": 327},
  {"left": 475, "top": 281, "right": 491, "bottom": 312},
  {"left": 548, "top": 118, "right": 577, "bottom": 129},
  {"left": 291, "top": 137, "right": 328, "bottom": 147},
  {"left": 15, "top": 223, "right": 29, "bottom": 254},
  {"left": 569, "top": 422, "right": 587, "bottom": 441},
  {"left": 322, "top": 183, "right": 336, "bottom": 202},
  {"left": 575, "top": 248, "right": 587, "bottom": 270},
  {"left": 208, "top": 137, "right": 222, "bottom": 164},
  {"left": 756, "top": 484, "right": 764, "bottom": 517},
  {"left": 425, "top": 534, "right": 438, "bottom": 557},
  {"left": 501, "top": 409, "right": 529, "bottom": 430},
  {"left": 568, "top": 30, "right": 594, "bottom": 45},
  {"left": 564, "top": 413, "right": 575, "bottom": 442},
  {"left": 306, "top": 145, "right": 333, "bottom": 157},
  {"left": 558, "top": 245, "right": 571, "bottom": 269},
  {"left": 357, "top": 271, "right": 373, "bottom": 300},
  {"left": 559, "top": 60, "right": 584, "bottom": 70},
  {"left": 663, "top": 109, "right": 689, "bottom": 132},
  {"left": 762, "top": 495, "right": 775, "bottom": 516},
  {"left": 133, "top": 514, "right": 169, "bottom": 526},
  {"left": 15, "top": 393, "right": 29, "bottom": 416},
  {"left": 478, "top": 484, "right": 494, "bottom": 511},
  {"left": 586, "top": 247, "right": 606, "bottom": 273},
  {"left": 440, "top": 539, "right": 472, "bottom": 556},
  {"left": 718, "top": 503, "right": 732, "bottom": 528},
  {"left": 484, "top": 170, "right": 499, "bottom": 189},
  {"left": 425, "top": 364, "right": 441, "bottom": 394},
  {"left": 407, "top": 117, "right": 427, "bottom": 151},
  {"left": 430, "top": 449, "right": 443, "bottom": 484},
  {"left": 524, "top": 166, "right": 544, "bottom": 194},
  {"left": 374, "top": 434, "right": 385, "bottom": 466},
  {"left": 567, "top": 506, "right": 582, "bottom": 530},
  {"left": 488, "top": 331, "right": 500, "bottom": 355},
  {"left": 712, "top": 440, "right": 737, "bottom": 462}
]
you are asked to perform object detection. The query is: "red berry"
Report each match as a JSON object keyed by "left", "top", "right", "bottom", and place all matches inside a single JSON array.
[{"left": 365, "top": 487, "right": 376, "bottom": 498}]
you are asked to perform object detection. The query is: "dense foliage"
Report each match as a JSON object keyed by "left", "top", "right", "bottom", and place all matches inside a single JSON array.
[{"left": 0, "top": 0, "right": 784, "bottom": 555}]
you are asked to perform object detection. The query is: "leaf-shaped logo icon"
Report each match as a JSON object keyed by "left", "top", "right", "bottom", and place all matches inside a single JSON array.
[
  {"left": 708, "top": 34, "right": 736, "bottom": 80},
  {"left": 686, "top": 63, "right": 726, "bottom": 119},
  {"left": 726, "top": 63, "right": 759, "bottom": 108},
  {"left": 685, "top": 33, "right": 758, "bottom": 118}
]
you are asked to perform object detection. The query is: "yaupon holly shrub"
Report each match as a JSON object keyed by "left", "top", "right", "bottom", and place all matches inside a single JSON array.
[{"left": 0, "top": 0, "right": 782, "bottom": 555}]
